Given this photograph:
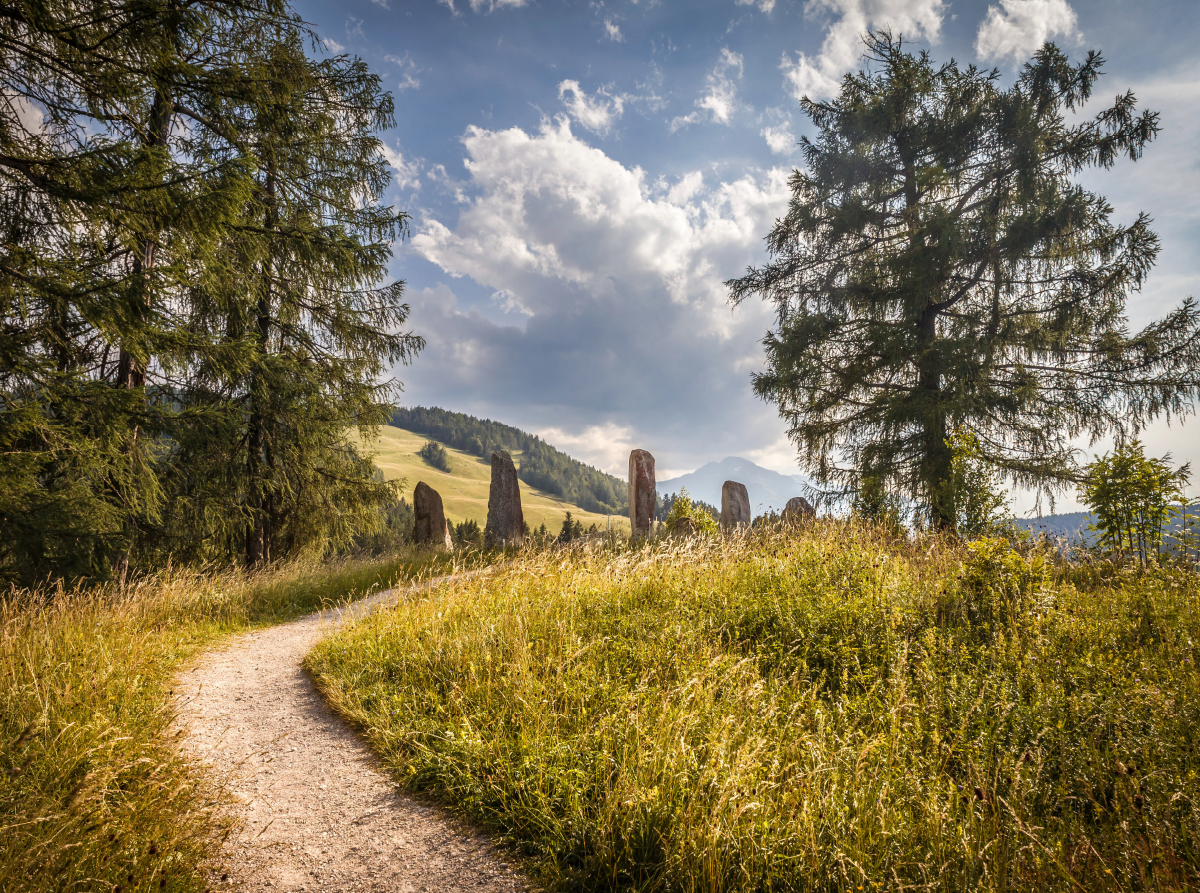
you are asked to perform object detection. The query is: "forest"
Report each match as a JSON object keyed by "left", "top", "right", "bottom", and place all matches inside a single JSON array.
[{"left": 391, "top": 406, "right": 627, "bottom": 515}]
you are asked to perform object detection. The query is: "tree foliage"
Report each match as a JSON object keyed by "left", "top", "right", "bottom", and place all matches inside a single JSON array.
[
  {"left": 729, "top": 34, "right": 1200, "bottom": 529},
  {"left": 1079, "top": 440, "right": 1189, "bottom": 566},
  {"left": 0, "top": 0, "right": 419, "bottom": 582}
]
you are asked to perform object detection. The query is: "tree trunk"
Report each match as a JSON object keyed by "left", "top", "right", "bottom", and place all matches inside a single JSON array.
[
  {"left": 917, "top": 303, "right": 953, "bottom": 530},
  {"left": 246, "top": 166, "right": 276, "bottom": 567}
]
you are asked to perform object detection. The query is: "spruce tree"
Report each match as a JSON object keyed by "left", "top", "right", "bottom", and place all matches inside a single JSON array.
[
  {"left": 729, "top": 34, "right": 1200, "bottom": 527},
  {"left": 159, "top": 31, "right": 422, "bottom": 565}
]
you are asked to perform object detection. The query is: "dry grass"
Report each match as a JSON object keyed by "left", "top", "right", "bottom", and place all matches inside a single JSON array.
[
  {"left": 0, "top": 550, "right": 451, "bottom": 893},
  {"left": 308, "top": 523, "right": 1200, "bottom": 892}
]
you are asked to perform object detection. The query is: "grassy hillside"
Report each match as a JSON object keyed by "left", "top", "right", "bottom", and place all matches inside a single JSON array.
[
  {"left": 363, "top": 425, "right": 630, "bottom": 535},
  {"left": 391, "top": 406, "right": 627, "bottom": 515},
  {"left": 309, "top": 525, "right": 1200, "bottom": 893}
]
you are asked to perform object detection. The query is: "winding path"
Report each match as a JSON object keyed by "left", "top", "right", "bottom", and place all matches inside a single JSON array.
[{"left": 175, "top": 579, "right": 524, "bottom": 893}]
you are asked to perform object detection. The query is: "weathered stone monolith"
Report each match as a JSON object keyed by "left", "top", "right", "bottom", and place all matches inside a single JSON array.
[
  {"left": 485, "top": 450, "right": 524, "bottom": 547},
  {"left": 782, "top": 496, "right": 815, "bottom": 523},
  {"left": 671, "top": 516, "right": 697, "bottom": 538},
  {"left": 628, "top": 449, "right": 655, "bottom": 540},
  {"left": 720, "top": 480, "right": 751, "bottom": 531},
  {"left": 412, "top": 481, "right": 453, "bottom": 550}
]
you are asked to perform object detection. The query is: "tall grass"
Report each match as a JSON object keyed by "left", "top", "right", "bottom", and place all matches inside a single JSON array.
[
  {"left": 0, "top": 550, "right": 449, "bottom": 893},
  {"left": 308, "top": 524, "right": 1200, "bottom": 892}
]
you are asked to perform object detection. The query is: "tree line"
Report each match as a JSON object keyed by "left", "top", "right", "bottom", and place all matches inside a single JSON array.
[
  {"left": 391, "top": 406, "right": 627, "bottom": 515},
  {"left": 0, "top": 0, "right": 419, "bottom": 585}
]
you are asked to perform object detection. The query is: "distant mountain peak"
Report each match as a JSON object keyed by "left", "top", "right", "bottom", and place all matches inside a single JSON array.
[{"left": 658, "top": 456, "right": 810, "bottom": 515}]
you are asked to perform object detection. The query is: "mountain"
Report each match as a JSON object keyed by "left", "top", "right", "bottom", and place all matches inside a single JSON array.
[
  {"left": 658, "top": 457, "right": 811, "bottom": 515},
  {"left": 1014, "top": 512, "right": 1094, "bottom": 543}
]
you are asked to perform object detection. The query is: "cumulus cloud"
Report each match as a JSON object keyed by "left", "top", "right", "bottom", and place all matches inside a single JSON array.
[
  {"left": 761, "top": 123, "right": 796, "bottom": 154},
  {"left": 323, "top": 36, "right": 345, "bottom": 53},
  {"left": 671, "top": 47, "right": 744, "bottom": 131},
  {"left": 603, "top": 18, "right": 623, "bottom": 41},
  {"left": 402, "top": 117, "right": 792, "bottom": 474},
  {"left": 558, "top": 80, "right": 625, "bottom": 136},
  {"left": 780, "top": 0, "right": 945, "bottom": 101},
  {"left": 975, "top": 0, "right": 1078, "bottom": 64},
  {"left": 736, "top": 0, "right": 777, "bottom": 12}
]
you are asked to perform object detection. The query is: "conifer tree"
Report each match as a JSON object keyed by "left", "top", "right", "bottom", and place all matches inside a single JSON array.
[
  {"left": 729, "top": 34, "right": 1200, "bottom": 528},
  {"left": 159, "top": 31, "right": 422, "bottom": 565}
]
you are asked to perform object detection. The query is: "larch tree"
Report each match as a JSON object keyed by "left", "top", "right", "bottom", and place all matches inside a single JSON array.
[{"left": 728, "top": 34, "right": 1200, "bottom": 529}]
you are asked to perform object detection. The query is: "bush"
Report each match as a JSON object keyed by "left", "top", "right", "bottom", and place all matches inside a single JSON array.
[
  {"left": 417, "top": 440, "right": 452, "bottom": 473},
  {"left": 661, "top": 486, "right": 717, "bottom": 535},
  {"left": 453, "top": 518, "right": 484, "bottom": 549},
  {"left": 1080, "top": 440, "right": 1190, "bottom": 566}
]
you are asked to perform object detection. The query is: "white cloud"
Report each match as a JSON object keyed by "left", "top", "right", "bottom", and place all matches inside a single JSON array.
[
  {"left": 780, "top": 0, "right": 946, "bottom": 101},
  {"left": 558, "top": 80, "right": 625, "bottom": 136},
  {"left": 736, "top": 0, "right": 776, "bottom": 12},
  {"left": 975, "top": 0, "right": 1078, "bottom": 64},
  {"left": 402, "top": 118, "right": 792, "bottom": 473},
  {"left": 381, "top": 144, "right": 421, "bottom": 191},
  {"left": 369, "top": 0, "right": 387, "bottom": 8},
  {"left": 386, "top": 52, "right": 421, "bottom": 91},
  {"left": 439, "top": 0, "right": 526, "bottom": 13},
  {"left": 323, "top": 37, "right": 345, "bottom": 53},
  {"left": 3, "top": 92, "right": 45, "bottom": 137},
  {"left": 761, "top": 123, "right": 796, "bottom": 154},
  {"left": 603, "top": 17, "right": 623, "bottom": 41},
  {"left": 671, "top": 47, "right": 744, "bottom": 131}
]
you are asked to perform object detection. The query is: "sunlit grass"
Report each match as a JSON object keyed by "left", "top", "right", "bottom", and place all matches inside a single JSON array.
[
  {"left": 0, "top": 550, "right": 451, "bottom": 893},
  {"left": 308, "top": 524, "right": 1200, "bottom": 892}
]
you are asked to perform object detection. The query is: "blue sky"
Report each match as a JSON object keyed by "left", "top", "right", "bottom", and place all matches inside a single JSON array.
[{"left": 297, "top": 0, "right": 1200, "bottom": 512}]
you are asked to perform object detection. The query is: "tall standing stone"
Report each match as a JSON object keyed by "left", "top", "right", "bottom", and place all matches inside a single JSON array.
[
  {"left": 628, "top": 449, "right": 655, "bottom": 540},
  {"left": 485, "top": 450, "right": 524, "bottom": 547},
  {"left": 782, "top": 496, "right": 815, "bottom": 523},
  {"left": 720, "top": 480, "right": 751, "bottom": 531},
  {"left": 412, "top": 481, "right": 453, "bottom": 550}
]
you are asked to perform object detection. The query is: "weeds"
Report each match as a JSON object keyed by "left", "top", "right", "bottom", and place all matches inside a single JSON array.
[
  {"left": 308, "top": 523, "right": 1200, "bottom": 892},
  {"left": 0, "top": 551, "right": 448, "bottom": 892}
]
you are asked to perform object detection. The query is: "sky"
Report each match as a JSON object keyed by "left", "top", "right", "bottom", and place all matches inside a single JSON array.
[{"left": 295, "top": 0, "right": 1200, "bottom": 512}]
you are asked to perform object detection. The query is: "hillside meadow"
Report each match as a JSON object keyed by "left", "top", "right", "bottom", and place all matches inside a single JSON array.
[
  {"left": 363, "top": 425, "right": 630, "bottom": 535},
  {"left": 308, "top": 523, "right": 1200, "bottom": 893}
]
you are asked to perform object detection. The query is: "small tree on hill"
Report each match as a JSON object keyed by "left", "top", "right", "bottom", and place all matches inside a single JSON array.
[
  {"left": 1079, "top": 440, "right": 1189, "bottom": 566},
  {"left": 729, "top": 34, "right": 1200, "bottom": 529}
]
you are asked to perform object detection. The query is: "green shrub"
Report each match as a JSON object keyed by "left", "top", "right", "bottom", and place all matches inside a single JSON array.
[
  {"left": 418, "top": 440, "right": 453, "bottom": 473},
  {"left": 1080, "top": 440, "right": 1190, "bottom": 565}
]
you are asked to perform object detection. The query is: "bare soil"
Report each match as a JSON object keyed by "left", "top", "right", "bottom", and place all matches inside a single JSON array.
[{"left": 175, "top": 580, "right": 526, "bottom": 893}]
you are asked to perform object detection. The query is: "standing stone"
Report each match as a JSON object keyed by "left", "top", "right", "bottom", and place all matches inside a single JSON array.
[
  {"left": 671, "top": 516, "right": 697, "bottom": 538},
  {"left": 782, "top": 496, "right": 816, "bottom": 523},
  {"left": 628, "top": 449, "right": 656, "bottom": 540},
  {"left": 720, "top": 480, "right": 751, "bottom": 532},
  {"left": 485, "top": 450, "right": 524, "bottom": 547},
  {"left": 412, "top": 481, "right": 453, "bottom": 550}
]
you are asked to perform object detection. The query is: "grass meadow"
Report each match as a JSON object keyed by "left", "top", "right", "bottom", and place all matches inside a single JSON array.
[
  {"left": 0, "top": 550, "right": 452, "bottom": 893},
  {"left": 308, "top": 524, "right": 1200, "bottom": 892},
  {"left": 362, "top": 425, "right": 631, "bottom": 535}
]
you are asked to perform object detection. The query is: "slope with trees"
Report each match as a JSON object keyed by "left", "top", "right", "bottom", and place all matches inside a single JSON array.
[
  {"left": 390, "top": 406, "right": 627, "bottom": 515},
  {"left": 729, "top": 34, "right": 1200, "bottom": 530}
]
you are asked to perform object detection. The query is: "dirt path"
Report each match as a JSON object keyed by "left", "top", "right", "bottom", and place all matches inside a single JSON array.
[{"left": 176, "top": 579, "right": 525, "bottom": 893}]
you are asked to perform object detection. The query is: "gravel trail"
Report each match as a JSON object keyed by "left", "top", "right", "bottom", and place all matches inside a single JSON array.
[{"left": 175, "top": 578, "right": 524, "bottom": 893}]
